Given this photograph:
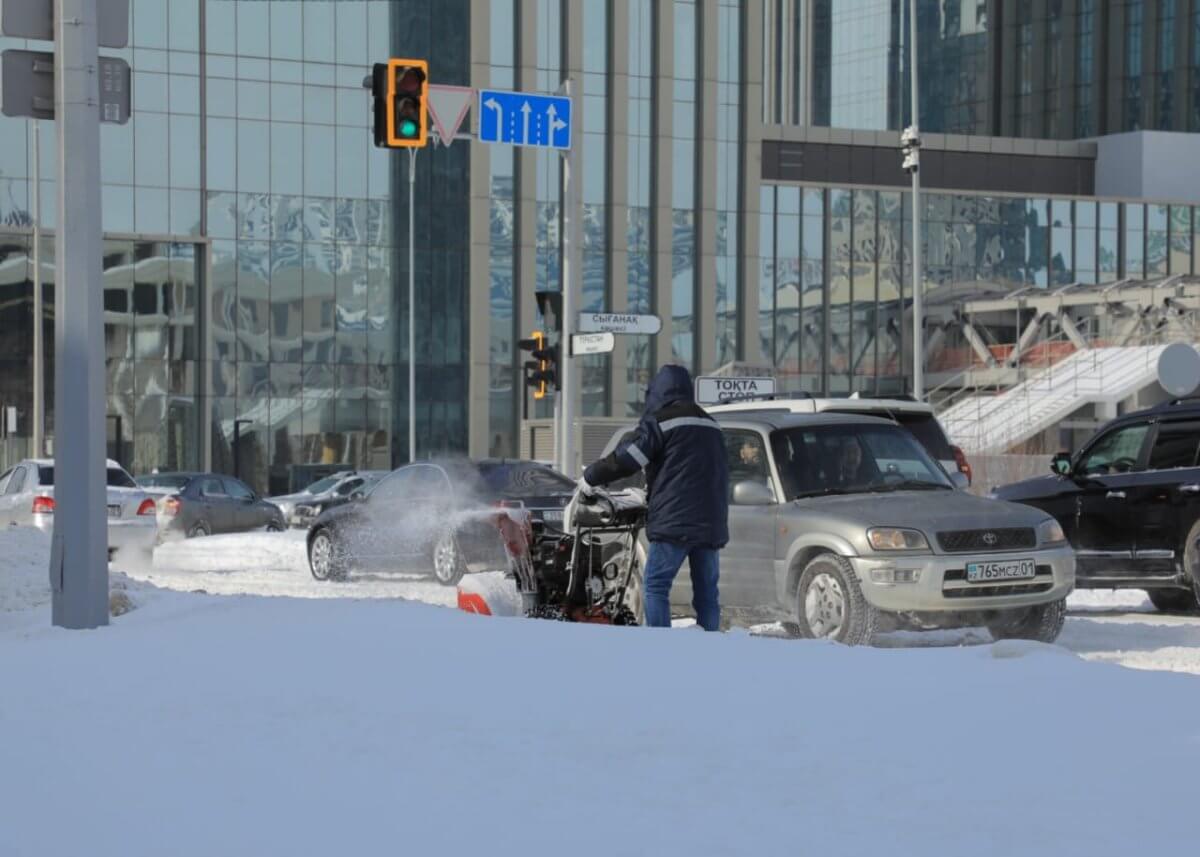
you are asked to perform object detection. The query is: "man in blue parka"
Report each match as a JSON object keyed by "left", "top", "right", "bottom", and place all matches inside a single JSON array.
[{"left": 580, "top": 365, "right": 729, "bottom": 631}]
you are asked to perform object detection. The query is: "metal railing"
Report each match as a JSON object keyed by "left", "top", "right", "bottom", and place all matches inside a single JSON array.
[{"left": 934, "top": 328, "right": 1183, "bottom": 454}]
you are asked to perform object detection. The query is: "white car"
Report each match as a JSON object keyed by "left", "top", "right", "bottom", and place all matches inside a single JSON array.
[
  {"left": 709, "top": 394, "right": 973, "bottom": 488},
  {"left": 0, "top": 458, "right": 158, "bottom": 559}
]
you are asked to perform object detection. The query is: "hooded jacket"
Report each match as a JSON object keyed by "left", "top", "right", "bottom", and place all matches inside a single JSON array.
[{"left": 584, "top": 365, "right": 729, "bottom": 547}]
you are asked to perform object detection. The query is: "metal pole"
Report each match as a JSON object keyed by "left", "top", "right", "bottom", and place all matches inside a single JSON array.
[
  {"left": 51, "top": 0, "right": 108, "bottom": 629},
  {"left": 909, "top": 0, "right": 924, "bottom": 400},
  {"left": 32, "top": 121, "right": 44, "bottom": 458},
  {"left": 559, "top": 79, "right": 578, "bottom": 477},
  {"left": 407, "top": 147, "right": 417, "bottom": 463}
]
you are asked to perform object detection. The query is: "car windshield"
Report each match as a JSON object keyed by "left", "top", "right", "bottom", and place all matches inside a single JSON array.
[
  {"left": 303, "top": 475, "right": 343, "bottom": 494},
  {"left": 475, "top": 462, "right": 574, "bottom": 497},
  {"left": 39, "top": 466, "right": 136, "bottom": 488},
  {"left": 137, "top": 475, "right": 192, "bottom": 490},
  {"left": 824, "top": 409, "right": 955, "bottom": 460},
  {"left": 769, "top": 424, "right": 954, "bottom": 500}
]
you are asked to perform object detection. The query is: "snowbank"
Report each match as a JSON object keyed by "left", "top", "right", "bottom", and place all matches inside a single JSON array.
[
  {"left": 123, "top": 530, "right": 457, "bottom": 606},
  {"left": 2, "top": 587, "right": 1199, "bottom": 857}
]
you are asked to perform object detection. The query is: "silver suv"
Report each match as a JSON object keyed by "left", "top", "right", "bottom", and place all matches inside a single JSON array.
[{"left": 603, "top": 412, "right": 1074, "bottom": 644}]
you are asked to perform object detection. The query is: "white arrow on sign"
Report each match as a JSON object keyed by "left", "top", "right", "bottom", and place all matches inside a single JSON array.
[
  {"left": 427, "top": 84, "right": 474, "bottom": 146},
  {"left": 577, "top": 312, "right": 662, "bottom": 335},
  {"left": 571, "top": 331, "right": 615, "bottom": 356},
  {"left": 694, "top": 376, "right": 777, "bottom": 405}
]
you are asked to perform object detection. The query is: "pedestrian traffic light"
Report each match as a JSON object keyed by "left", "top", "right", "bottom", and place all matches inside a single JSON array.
[
  {"left": 518, "top": 331, "right": 559, "bottom": 400},
  {"left": 371, "top": 58, "right": 428, "bottom": 148}
]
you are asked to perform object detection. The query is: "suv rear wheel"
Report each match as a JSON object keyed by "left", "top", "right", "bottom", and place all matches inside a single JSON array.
[
  {"left": 794, "top": 553, "right": 878, "bottom": 646},
  {"left": 986, "top": 598, "right": 1066, "bottom": 643}
]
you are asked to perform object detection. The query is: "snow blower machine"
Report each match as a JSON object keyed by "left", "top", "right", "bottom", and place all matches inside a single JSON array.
[{"left": 457, "top": 487, "right": 647, "bottom": 625}]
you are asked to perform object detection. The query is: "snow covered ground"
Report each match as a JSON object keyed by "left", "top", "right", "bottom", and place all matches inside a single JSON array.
[{"left": 2, "top": 528, "right": 1199, "bottom": 856}]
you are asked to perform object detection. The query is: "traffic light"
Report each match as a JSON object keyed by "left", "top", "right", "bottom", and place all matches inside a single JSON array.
[
  {"left": 372, "top": 58, "right": 428, "bottom": 148},
  {"left": 518, "top": 331, "right": 559, "bottom": 400}
]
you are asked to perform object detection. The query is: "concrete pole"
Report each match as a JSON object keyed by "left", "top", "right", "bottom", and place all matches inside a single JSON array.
[
  {"left": 910, "top": 0, "right": 924, "bottom": 401},
  {"left": 51, "top": 0, "right": 108, "bottom": 628},
  {"left": 32, "top": 121, "right": 44, "bottom": 458},
  {"left": 407, "top": 147, "right": 417, "bottom": 463},
  {"left": 559, "top": 79, "right": 578, "bottom": 477}
]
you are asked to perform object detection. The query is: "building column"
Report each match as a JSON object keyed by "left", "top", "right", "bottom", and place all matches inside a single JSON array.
[
  {"left": 696, "top": 0, "right": 719, "bottom": 374},
  {"left": 652, "top": 1, "right": 675, "bottom": 372},
  {"left": 608, "top": 0, "right": 632, "bottom": 414},
  {"left": 740, "top": 0, "right": 766, "bottom": 367},
  {"left": 467, "top": 4, "right": 494, "bottom": 459}
]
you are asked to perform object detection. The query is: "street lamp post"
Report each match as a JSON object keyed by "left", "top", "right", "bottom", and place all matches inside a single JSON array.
[{"left": 903, "top": 0, "right": 924, "bottom": 401}]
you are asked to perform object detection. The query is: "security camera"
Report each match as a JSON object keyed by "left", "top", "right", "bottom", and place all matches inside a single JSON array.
[
  {"left": 900, "top": 126, "right": 920, "bottom": 148},
  {"left": 902, "top": 150, "right": 920, "bottom": 173}
]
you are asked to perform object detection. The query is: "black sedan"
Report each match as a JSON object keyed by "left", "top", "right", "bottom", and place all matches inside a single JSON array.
[
  {"left": 137, "top": 472, "right": 286, "bottom": 538},
  {"left": 306, "top": 459, "right": 574, "bottom": 585}
]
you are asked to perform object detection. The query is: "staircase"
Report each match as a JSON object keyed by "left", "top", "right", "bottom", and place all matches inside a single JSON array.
[{"left": 938, "top": 345, "right": 1171, "bottom": 454}]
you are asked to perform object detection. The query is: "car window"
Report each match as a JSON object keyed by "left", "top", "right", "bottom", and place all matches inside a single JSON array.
[
  {"left": 0, "top": 469, "right": 10, "bottom": 494},
  {"left": 410, "top": 466, "right": 450, "bottom": 499},
  {"left": 305, "top": 475, "right": 342, "bottom": 494},
  {"left": 1147, "top": 421, "right": 1200, "bottom": 471},
  {"left": 224, "top": 478, "right": 254, "bottom": 500},
  {"left": 138, "top": 475, "right": 193, "bottom": 490},
  {"left": 334, "top": 478, "right": 362, "bottom": 496},
  {"left": 199, "top": 477, "right": 227, "bottom": 497},
  {"left": 1077, "top": 424, "right": 1151, "bottom": 476},
  {"left": 476, "top": 463, "right": 574, "bottom": 497},
  {"left": 106, "top": 467, "right": 137, "bottom": 488},
  {"left": 5, "top": 466, "right": 27, "bottom": 495},
  {"left": 370, "top": 467, "right": 421, "bottom": 503},
  {"left": 724, "top": 430, "right": 770, "bottom": 498}
]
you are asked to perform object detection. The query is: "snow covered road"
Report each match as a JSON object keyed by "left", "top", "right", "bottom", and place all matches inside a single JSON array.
[{"left": 104, "top": 530, "right": 1200, "bottom": 675}]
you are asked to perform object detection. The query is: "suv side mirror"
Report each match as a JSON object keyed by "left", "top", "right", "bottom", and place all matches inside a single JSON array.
[
  {"left": 949, "top": 471, "right": 970, "bottom": 491},
  {"left": 1051, "top": 453, "right": 1072, "bottom": 476},
  {"left": 350, "top": 490, "right": 365, "bottom": 502},
  {"left": 732, "top": 480, "right": 774, "bottom": 506}
]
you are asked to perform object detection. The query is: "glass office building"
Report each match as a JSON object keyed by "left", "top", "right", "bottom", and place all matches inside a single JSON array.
[{"left": 2, "top": 1, "right": 1199, "bottom": 486}]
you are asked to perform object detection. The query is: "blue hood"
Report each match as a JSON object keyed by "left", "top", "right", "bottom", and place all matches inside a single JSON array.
[{"left": 644, "top": 365, "right": 694, "bottom": 415}]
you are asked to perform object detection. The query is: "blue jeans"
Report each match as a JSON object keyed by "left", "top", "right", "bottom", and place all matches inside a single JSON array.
[{"left": 643, "top": 541, "right": 721, "bottom": 631}]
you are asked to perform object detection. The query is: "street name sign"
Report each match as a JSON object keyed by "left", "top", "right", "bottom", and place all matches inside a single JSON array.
[
  {"left": 1, "top": 0, "right": 129, "bottom": 48},
  {"left": 576, "top": 312, "right": 661, "bottom": 335},
  {"left": 478, "top": 88, "right": 571, "bottom": 149},
  {"left": 695, "top": 376, "right": 777, "bottom": 405},
  {"left": 571, "top": 332, "right": 615, "bottom": 356},
  {"left": 2, "top": 49, "right": 130, "bottom": 123}
]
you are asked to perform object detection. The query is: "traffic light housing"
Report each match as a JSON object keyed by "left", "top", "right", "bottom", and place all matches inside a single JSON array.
[
  {"left": 518, "top": 331, "right": 558, "bottom": 400},
  {"left": 372, "top": 58, "right": 428, "bottom": 148}
]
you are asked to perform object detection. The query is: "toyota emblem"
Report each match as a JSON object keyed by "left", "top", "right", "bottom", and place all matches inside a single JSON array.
[{"left": 982, "top": 531, "right": 998, "bottom": 546}]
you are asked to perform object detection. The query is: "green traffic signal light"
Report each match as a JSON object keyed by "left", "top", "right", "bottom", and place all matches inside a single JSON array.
[{"left": 399, "top": 118, "right": 418, "bottom": 137}]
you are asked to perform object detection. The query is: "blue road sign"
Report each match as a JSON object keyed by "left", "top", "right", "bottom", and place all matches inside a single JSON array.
[{"left": 478, "top": 88, "right": 572, "bottom": 150}]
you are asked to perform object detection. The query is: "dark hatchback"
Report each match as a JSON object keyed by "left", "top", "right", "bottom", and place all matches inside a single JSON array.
[
  {"left": 306, "top": 459, "right": 574, "bottom": 585},
  {"left": 992, "top": 399, "right": 1200, "bottom": 612},
  {"left": 137, "top": 472, "right": 286, "bottom": 538}
]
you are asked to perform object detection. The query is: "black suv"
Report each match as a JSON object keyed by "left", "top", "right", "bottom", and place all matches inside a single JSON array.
[{"left": 992, "top": 399, "right": 1200, "bottom": 612}]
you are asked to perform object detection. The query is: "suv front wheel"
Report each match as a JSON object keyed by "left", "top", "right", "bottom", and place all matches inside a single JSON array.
[
  {"left": 794, "top": 553, "right": 878, "bottom": 646},
  {"left": 986, "top": 598, "right": 1067, "bottom": 643}
]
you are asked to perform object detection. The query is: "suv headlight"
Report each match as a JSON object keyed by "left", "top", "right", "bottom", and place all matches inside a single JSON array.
[
  {"left": 867, "top": 528, "right": 930, "bottom": 551},
  {"left": 1037, "top": 518, "right": 1066, "bottom": 546}
]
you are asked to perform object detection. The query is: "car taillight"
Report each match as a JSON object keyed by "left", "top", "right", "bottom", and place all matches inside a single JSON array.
[
  {"left": 136, "top": 498, "right": 157, "bottom": 516},
  {"left": 32, "top": 496, "right": 55, "bottom": 515},
  {"left": 952, "top": 445, "right": 973, "bottom": 486},
  {"left": 162, "top": 496, "right": 181, "bottom": 517}
]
